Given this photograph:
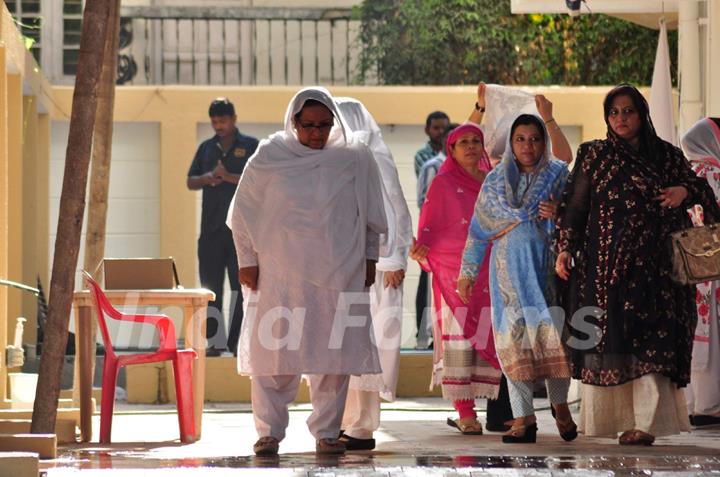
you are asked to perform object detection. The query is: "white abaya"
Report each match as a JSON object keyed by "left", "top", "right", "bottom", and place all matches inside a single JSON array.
[
  {"left": 335, "top": 97, "right": 413, "bottom": 401},
  {"left": 229, "top": 87, "right": 388, "bottom": 377}
]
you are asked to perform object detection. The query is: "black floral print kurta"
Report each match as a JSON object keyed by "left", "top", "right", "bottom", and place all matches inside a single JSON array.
[{"left": 555, "top": 132, "right": 720, "bottom": 388}]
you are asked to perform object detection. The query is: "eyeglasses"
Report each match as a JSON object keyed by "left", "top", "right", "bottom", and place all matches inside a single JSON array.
[{"left": 296, "top": 121, "right": 334, "bottom": 132}]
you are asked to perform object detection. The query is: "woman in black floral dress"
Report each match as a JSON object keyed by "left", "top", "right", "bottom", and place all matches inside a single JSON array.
[{"left": 555, "top": 84, "right": 720, "bottom": 445}]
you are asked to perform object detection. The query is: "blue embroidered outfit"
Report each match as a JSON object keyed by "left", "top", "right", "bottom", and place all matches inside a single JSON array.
[{"left": 460, "top": 115, "right": 571, "bottom": 417}]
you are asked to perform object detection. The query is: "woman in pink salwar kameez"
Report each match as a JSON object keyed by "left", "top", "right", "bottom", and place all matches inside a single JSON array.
[{"left": 411, "top": 123, "right": 501, "bottom": 434}]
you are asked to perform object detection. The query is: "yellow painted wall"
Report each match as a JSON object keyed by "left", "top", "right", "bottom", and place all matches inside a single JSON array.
[
  {"left": 50, "top": 85, "right": 616, "bottom": 134},
  {"left": 7, "top": 74, "right": 23, "bottom": 343},
  {"left": 0, "top": 43, "right": 9, "bottom": 406},
  {"left": 123, "top": 352, "right": 449, "bottom": 403},
  {"left": 0, "top": 3, "right": 55, "bottom": 406},
  {"left": 21, "top": 97, "right": 50, "bottom": 346}
]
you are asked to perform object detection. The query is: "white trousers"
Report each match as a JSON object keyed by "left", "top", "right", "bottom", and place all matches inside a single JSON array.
[
  {"left": 579, "top": 373, "right": 690, "bottom": 437},
  {"left": 686, "top": 310, "right": 720, "bottom": 415},
  {"left": 341, "top": 388, "right": 381, "bottom": 439},
  {"left": 349, "top": 269, "right": 403, "bottom": 400},
  {"left": 251, "top": 374, "right": 350, "bottom": 441}
]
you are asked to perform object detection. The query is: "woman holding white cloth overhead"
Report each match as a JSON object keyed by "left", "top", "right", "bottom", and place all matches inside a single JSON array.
[
  {"left": 335, "top": 97, "right": 413, "bottom": 451},
  {"left": 229, "top": 87, "right": 388, "bottom": 456}
]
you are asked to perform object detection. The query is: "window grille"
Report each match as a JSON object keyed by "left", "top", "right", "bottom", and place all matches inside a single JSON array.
[
  {"left": 3, "top": 0, "right": 42, "bottom": 63},
  {"left": 62, "top": 0, "right": 83, "bottom": 75}
]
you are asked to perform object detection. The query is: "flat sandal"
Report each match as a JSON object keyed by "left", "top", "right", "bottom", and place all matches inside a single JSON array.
[{"left": 619, "top": 429, "right": 654, "bottom": 446}]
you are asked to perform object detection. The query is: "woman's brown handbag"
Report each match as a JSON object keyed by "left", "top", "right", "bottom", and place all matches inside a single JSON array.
[{"left": 671, "top": 223, "right": 720, "bottom": 284}]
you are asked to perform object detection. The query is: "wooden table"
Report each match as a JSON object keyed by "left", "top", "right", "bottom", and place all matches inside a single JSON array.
[{"left": 73, "top": 288, "right": 215, "bottom": 442}]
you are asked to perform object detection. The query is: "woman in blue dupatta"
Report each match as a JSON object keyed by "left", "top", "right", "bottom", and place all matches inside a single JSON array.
[{"left": 458, "top": 114, "right": 576, "bottom": 443}]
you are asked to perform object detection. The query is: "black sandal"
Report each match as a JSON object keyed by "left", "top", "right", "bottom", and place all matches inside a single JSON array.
[
  {"left": 339, "top": 432, "right": 376, "bottom": 450},
  {"left": 551, "top": 405, "right": 578, "bottom": 442},
  {"left": 502, "top": 422, "right": 537, "bottom": 443}
]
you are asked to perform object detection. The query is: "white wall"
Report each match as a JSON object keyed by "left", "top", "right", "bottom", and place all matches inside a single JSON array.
[
  {"left": 50, "top": 121, "right": 161, "bottom": 268},
  {"left": 124, "top": 16, "right": 360, "bottom": 86},
  {"left": 50, "top": 121, "right": 161, "bottom": 346}
]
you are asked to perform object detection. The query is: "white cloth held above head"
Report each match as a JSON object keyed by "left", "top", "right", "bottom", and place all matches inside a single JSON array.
[{"left": 481, "top": 85, "right": 538, "bottom": 161}]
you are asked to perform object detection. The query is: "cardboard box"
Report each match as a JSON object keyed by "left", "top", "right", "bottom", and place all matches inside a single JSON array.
[{"left": 103, "top": 258, "right": 180, "bottom": 290}]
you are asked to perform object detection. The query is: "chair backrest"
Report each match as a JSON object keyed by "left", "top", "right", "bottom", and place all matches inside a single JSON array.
[
  {"left": 81, "top": 270, "right": 118, "bottom": 357},
  {"left": 81, "top": 270, "right": 179, "bottom": 356}
]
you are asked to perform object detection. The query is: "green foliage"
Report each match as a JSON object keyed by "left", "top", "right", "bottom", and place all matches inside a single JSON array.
[
  {"left": 356, "top": 0, "right": 677, "bottom": 86},
  {"left": 10, "top": 15, "right": 41, "bottom": 52},
  {"left": 23, "top": 36, "right": 36, "bottom": 50}
]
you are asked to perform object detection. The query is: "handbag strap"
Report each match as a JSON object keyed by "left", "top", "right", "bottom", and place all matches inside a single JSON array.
[{"left": 491, "top": 222, "right": 521, "bottom": 241}]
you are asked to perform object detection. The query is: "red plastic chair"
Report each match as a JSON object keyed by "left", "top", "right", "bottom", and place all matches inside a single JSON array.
[{"left": 81, "top": 270, "right": 197, "bottom": 444}]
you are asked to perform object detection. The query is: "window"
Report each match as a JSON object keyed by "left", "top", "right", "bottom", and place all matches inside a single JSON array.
[
  {"left": 63, "top": 0, "right": 83, "bottom": 75},
  {"left": 3, "top": 0, "right": 43, "bottom": 63}
]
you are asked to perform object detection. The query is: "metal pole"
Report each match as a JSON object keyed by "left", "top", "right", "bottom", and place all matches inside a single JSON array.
[{"left": 678, "top": 0, "right": 702, "bottom": 135}]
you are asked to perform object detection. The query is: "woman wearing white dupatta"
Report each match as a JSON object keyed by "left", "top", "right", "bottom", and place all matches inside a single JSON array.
[
  {"left": 335, "top": 97, "right": 413, "bottom": 450},
  {"left": 229, "top": 87, "right": 387, "bottom": 456},
  {"left": 681, "top": 117, "right": 720, "bottom": 427}
]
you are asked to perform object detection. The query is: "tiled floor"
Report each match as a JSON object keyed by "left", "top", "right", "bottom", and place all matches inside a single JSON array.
[{"left": 40, "top": 398, "right": 720, "bottom": 476}]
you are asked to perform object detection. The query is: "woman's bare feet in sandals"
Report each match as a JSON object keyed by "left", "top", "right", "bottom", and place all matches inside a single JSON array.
[
  {"left": 446, "top": 416, "right": 484, "bottom": 435},
  {"left": 502, "top": 416, "right": 537, "bottom": 443}
]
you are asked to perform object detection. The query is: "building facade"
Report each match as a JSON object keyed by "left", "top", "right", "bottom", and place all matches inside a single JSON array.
[{"left": 4, "top": 0, "right": 363, "bottom": 86}]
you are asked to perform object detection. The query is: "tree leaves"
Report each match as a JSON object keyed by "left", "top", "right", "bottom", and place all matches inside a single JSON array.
[{"left": 357, "top": 0, "right": 678, "bottom": 86}]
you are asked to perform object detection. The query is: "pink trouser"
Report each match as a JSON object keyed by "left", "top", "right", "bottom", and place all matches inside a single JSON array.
[{"left": 454, "top": 399, "right": 476, "bottom": 419}]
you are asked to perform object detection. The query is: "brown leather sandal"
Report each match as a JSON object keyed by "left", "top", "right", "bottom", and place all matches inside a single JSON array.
[
  {"left": 446, "top": 417, "right": 484, "bottom": 435},
  {"left": 316, "top": 437, "right": 346, "bottom": 455},
  {"left": 253, "top": 436, "right": 279, "bottom": 455},
  {"left": 618, "top": 429, "right": 654, "bottom": 446}
]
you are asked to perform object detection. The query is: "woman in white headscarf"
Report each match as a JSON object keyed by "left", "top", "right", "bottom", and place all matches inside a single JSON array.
[
  {"left": 229, "top": 87, "right": 387, "bottom": 456},
  {"left": 334, "top": 97, "right": 413, "bottom": 450},
  {"left": 681, "top": 117, "right": 720, "bottom": 427}
]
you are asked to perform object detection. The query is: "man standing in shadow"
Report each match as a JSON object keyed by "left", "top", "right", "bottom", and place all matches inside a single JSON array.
[{"left": 187, "top": 98, "right": 258, "bottom": 356}]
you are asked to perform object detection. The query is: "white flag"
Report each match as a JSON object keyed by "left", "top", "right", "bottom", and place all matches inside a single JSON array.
[{"left": 649, "top": 19, "right": 677, "bottom": 145}]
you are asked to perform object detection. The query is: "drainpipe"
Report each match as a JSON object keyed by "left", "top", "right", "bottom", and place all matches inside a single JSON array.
[
  {"left": 708, "top": 0, "right": 720, "bottom": 116},
  {"left": 678, "top": 0, "right": 703, "bottom": 135}
]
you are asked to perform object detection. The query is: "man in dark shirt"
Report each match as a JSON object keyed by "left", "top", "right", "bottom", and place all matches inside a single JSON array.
[{"left": 187, "top": 98, "right": 259, "bottom": 355}]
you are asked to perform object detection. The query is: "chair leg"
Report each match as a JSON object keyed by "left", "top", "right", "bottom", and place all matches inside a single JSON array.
[
  {"left": 173, "top": 350, "right": 197, "bottom": 443},
  {"left": 99, "top": 355, "right": 120, "bottom": 444}
]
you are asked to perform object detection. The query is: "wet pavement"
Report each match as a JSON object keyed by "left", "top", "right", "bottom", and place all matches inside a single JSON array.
[{"left": 39, "top": 398, "right": 720, "bottom": 476}]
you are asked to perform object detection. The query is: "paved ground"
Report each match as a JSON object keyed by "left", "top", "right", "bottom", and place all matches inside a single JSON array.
[{"left": 40, "top": 398, "right": 720, "bottom": 476}]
